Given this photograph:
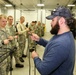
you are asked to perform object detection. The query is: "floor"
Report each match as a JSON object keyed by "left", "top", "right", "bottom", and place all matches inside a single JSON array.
[{"left": 8, "top": 32, "right": 76, "bottom": 75}]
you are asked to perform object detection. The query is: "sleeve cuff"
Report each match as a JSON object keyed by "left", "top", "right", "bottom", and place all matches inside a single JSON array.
[{"left": 33, "top": 57, "right": 39, "bottom": 61}]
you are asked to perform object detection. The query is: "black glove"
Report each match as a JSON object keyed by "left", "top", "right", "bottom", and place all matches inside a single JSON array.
[{"left": 29, "top": 48, "right": 35, "bottom": 52}]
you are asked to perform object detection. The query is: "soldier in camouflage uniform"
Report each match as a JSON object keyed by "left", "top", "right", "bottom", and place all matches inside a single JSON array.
[
  {"left": 6, "top": 16, "right": 24, "bottom": 68},
  {"left": 36, "top": 21, "right": 43, "bottom": 37},
  {"left": 17, "top": 16, "right": 29, "bottom": 62},
  {"left": 29, "top": 21, "right": 37, "bottom": 50},
  {"left": 34, "top": 21, "right": 37, "bottom": 34},
  {"left": 0, "top": 14, "right": 13, "bottom": 75},
  {"left": 41, "top": 23, "right": 45, "bottom": 36}
]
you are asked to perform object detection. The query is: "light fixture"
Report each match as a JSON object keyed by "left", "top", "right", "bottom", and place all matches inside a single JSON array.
[
  {"left": 5, "top": 4, "right": 12, "bottom": 7},
  {"left": 37, "top": 4, "right": 44, "bottom": 6},
  {"left": 67, "top": 4, "right": 75, "bottom": 7}
]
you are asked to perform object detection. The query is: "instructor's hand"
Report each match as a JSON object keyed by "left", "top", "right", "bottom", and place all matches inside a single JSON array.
[
  {"left": 31, "top": 51, "right": 39, "bottom": 59},
  {"left": 30, "top": 33, "right": 40, "bottom": 41}
]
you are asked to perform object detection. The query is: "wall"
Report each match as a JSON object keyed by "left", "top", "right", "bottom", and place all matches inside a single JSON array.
[{"left": 22, "top": 10, "right": 37, "bottom": 24}]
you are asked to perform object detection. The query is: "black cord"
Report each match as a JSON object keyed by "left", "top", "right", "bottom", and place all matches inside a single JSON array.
[
  {"left": 28, "top": 35, "right": 31, "bottom": 75},
  {"left": 34, "top": 41, "right": 36, "bottom": 75},
  {"left": 0, "top": 47, "right": 17, "bottom": 75}
]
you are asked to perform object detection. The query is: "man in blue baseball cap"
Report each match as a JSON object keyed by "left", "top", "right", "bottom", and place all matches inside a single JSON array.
[
  {"left": 29, "top": 6, "right": 75, "bottom": 75},
  {"left": 46, "top": 6, "right": 72, "bottom": 20}
]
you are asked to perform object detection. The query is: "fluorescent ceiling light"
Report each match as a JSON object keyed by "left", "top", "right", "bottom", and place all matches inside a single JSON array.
[
  {"left": 67, "top": 4, "right": 75, "bottom": 7},
  {"left": 37, "top": 4, "right": 44, "bottom": 6},
  {"left": 5, "top": 4, "right": 12, "bottom": 7}
]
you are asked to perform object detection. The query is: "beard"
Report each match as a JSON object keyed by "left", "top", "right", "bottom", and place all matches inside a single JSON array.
[{"left": 50, "top": 22, "right": 60, "bottom": 35}]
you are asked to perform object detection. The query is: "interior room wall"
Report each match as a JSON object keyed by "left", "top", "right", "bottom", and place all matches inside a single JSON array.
[
  {"left": 0, "top": 7, "right": 7, "bottom": 15},
  {"left": 72, "top": 9, "right": 76, "bottom": 18},
  {"left": 22, "top": 10, "right": 37, "bottom": 25}
]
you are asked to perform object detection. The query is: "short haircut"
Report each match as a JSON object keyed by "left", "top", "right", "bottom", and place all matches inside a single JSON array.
[
  {"left": 7, "top": 15, "right": 13, "bottom": 20},
  {"left": 0, "top": 14, "right": 7, "bottom": 20}
]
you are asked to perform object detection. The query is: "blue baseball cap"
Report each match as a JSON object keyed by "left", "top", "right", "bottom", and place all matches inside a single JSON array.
[{"left": 46, "top": 6, "right": 72, "bottom": 20}]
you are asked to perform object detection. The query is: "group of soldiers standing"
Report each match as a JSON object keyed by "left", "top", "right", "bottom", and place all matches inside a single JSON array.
[
  {"left": 0, "top": 15, "right": 26, "bottom": 75},
  {"left": 0, "top": 14, "right": 45, "bottom": 75},
  {"left": 28, "top": 21, "right": 45, "bottom": 50}
]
